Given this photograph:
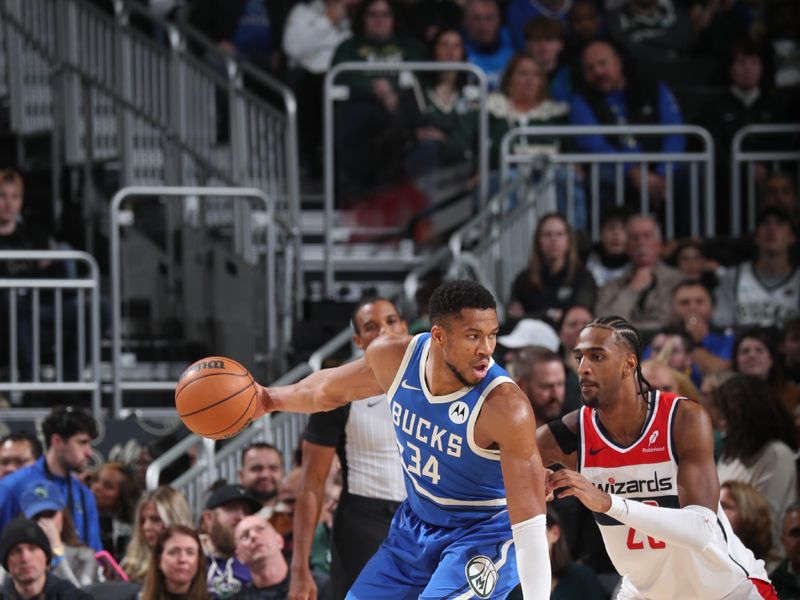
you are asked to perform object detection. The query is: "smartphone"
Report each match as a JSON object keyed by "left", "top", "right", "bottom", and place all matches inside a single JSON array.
[{"left": 95, "top": 550, "right": 128, "bottom": 582}]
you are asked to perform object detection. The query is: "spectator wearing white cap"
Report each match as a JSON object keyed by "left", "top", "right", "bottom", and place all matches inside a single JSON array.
[{"left": 498, "top": 318, "right": 560, "bottom": 365}]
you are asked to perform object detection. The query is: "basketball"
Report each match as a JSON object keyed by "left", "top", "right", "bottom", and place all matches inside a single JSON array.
[{"left": 175, "top": 356, "right": 259, "bottom": 440}]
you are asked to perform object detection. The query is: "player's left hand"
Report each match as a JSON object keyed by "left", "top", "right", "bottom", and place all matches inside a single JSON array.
[{"left": 547, "top": 468, "right": 612, "bottom": 513}]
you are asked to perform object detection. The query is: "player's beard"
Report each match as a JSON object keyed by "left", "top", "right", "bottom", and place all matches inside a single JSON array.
[{"left": 446, "top": 361, "right": 473, "bottom": 387}]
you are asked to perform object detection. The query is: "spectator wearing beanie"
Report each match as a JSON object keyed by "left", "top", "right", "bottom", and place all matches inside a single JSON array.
[{"left": 0, "top": 516, "right": 92, "bottom": 599}]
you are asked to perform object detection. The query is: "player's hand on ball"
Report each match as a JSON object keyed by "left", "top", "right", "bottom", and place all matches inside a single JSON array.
[{"left": 547, "top": 468, "right": 612, "bottom": 513}]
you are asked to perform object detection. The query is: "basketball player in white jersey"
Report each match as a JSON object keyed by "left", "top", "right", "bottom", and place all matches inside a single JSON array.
[
  {"left": 537, "top": 315, "right": 778, "bottom": 600},
  {"left": 253, "top": 281, "right": 551, "bottom": 598}
]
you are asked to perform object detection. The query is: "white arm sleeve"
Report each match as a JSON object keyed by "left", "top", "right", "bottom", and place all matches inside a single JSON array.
[
  {"left": 606, "top": 494, "right": 717, "bottom": 552},
  {"left": 511, "top": 514, "right": 551, "bottom": 599}
]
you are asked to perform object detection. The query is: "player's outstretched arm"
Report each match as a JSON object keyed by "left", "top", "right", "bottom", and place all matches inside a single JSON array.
[
  {"left": 548, "top": 400, "right": 720, "bottom": 552},
  {"left": 255, "top": 334, "right": 411, "bottom": 416},
  {"left": 480, "top": 384, "right": 551, "bottom": 598}
]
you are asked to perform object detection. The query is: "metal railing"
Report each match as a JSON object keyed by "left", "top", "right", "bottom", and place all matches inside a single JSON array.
[
  {"left": 322, "top": 62, "right": 489, "bottom": 297},
  {"left": 111, "top": 186, "right": 292, "bottom": 418},
  {"left": 0, "top": 0, "right": 302, "bottom": 306},
  {"left": 731, "top": 123, "right": 800, "bottom": 235},
  {"left": 0, "top": 251, "right": 102, "bottom": 415},
  {"left": 501, "top": 125, "right": 716, "bottom": 240}
]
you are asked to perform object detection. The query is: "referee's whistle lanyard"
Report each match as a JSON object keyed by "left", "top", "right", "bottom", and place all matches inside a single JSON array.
[{"left": 42, "top": 458, "right": 90, "bottom": 544}]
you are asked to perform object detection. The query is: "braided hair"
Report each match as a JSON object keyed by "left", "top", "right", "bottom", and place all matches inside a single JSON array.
[{"left": 582, "top": 315, "right": 652, "bottom": 402}]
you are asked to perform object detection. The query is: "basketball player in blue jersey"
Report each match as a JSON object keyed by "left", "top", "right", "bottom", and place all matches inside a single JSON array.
[
  {"left": 253, "top": 280, "right": 551, "bottom": 599},
  {"left": 536, "top": 316, "right": 777, "bottom": 599}
]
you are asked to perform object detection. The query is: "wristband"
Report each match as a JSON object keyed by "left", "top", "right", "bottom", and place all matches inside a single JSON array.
[{"left": 51, "top": 555, "right": 65, "bottom": 567}]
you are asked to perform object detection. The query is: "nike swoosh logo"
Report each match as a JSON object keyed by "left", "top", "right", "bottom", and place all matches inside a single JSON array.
[
  {"left": 367, "top": 398, "right": 383, "bottom": 407},
  {"left": 401, "top": 379, "right": 421, "bottom": 391},
  {"left": 589, "top": 447, "right": 605, "bottom": 456}
]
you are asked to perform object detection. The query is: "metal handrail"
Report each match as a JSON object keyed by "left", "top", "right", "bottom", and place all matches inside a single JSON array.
[
  {"left": 322, "top": 61, "right": 490, "bottom": 297},
  {"left": 0, "top": 1, "right": 232, "bottom": 185},
  {"left": 730, "top": 123, "right": 800, "bottom": 235},
  {"left": 500, "top": 124, "right": 716, "bottom": 240},
  {"left": 110, "top": 186, "right": 282, "bottom": 417},
  {"left": 0, "top": 250, "right": 102, "bottom": 415}
]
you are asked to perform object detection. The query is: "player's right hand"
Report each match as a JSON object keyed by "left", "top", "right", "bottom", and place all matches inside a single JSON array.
[
  {"left": 288, "top": 565, "right": 318, "bottom": 600},
  {"left": 255, "top": 384, "right": 277, "bottom": 418}
]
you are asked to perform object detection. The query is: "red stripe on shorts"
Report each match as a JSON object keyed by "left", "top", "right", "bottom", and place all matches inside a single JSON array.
[{"left": 750, "top": 578, "right": 779, "bottom": 599}]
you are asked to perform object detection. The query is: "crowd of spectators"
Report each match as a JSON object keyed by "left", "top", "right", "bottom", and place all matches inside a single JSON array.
[{"left": 132, "top": 0, "right": 799, "bottom": 223}]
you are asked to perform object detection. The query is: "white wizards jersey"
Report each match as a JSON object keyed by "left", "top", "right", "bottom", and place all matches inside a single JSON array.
[
  {"left": 735, "top": 262, "right": 800, "bottom": 327},
  {"left": 578, "top": 391, "right": 770, "bottom": 599}
]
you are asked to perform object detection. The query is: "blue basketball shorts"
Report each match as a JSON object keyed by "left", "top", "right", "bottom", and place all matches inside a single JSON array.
[{"left": 346, "top": 500, "right": 519, "bottom": 599}]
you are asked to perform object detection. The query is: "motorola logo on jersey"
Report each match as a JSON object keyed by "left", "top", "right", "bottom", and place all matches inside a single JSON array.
[
  {"left": 594, "top": 471, "right": 673, "bottom": 495},
  {"left": 449, "top": 401, "right": 469, "bottom": 425}
]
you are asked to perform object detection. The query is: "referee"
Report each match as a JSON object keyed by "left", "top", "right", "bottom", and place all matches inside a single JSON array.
[{"left": 289, "top": 297, "right": 408, "bottom": 600}]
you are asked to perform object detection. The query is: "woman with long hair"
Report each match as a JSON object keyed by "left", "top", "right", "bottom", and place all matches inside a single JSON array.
[
  {"left": 92, "top": 461, "right": 141, "bottom": 560},
  {"left": 508, "top": 213, "right": 597, "bottom": 323},
  {"left": 403, "top": 27, "right": 479, "bottom": 182},
  {"left": 720, "top": 480, "right": 776, "bottom": 564},
  {"left": 140, "top": 526, "right": 207, "bottom": 600},
  {"left": 121, "top": 486, "right": 194, "bottom": 583},
  {"left": 733, "top": 327, "right": 800, "bottom": 413},
  {"left": 714, "top": 375, "right": 798, "bottom": 560}
]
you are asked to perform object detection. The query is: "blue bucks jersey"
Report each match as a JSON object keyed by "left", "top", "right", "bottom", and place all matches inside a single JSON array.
[{"left": 386, "top": 333, "right": 512, "bottom": 528}]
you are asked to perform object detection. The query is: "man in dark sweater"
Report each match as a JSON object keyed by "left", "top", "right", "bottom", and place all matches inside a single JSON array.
[{"left": 0, "top": 517, "right": 92, "bottom": 599}]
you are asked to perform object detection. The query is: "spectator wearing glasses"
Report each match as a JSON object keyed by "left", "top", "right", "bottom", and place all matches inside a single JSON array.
[{"left": 0, "top": 431, "right": 42, "bottom": 479}]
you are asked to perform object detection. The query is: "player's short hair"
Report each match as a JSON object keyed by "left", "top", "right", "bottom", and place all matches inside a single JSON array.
[
  {"left": 41, "top": 406, "right": 98, "bottom": 449},
  {"left": 241, "top": 442, "right": 283, "bottom": 465},
  {"left": 0, "top": 430, "right": 43, "bottom": 458},
  {"left": 429, "top": 280, "right": 496, "bottom": 327},
  {"left": 583, "top": 316, "right": 652, "bottom": 399},
  {"left": 350, "top": 296, "right": 400, "bottom": 335}
]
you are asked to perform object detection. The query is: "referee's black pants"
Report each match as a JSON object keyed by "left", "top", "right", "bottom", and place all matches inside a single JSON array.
[{"left": 330, "top": 491, "right": 402, "bottom": 600}]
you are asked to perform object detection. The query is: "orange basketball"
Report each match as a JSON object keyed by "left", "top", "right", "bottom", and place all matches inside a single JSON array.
[{"left": 175, "top": 356, "right": 259, "bottom": 440}]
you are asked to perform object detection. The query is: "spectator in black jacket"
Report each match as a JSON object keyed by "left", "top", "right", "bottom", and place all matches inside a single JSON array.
[{"left": 0, "top": 517, "right": 92, "bottom": 599}]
